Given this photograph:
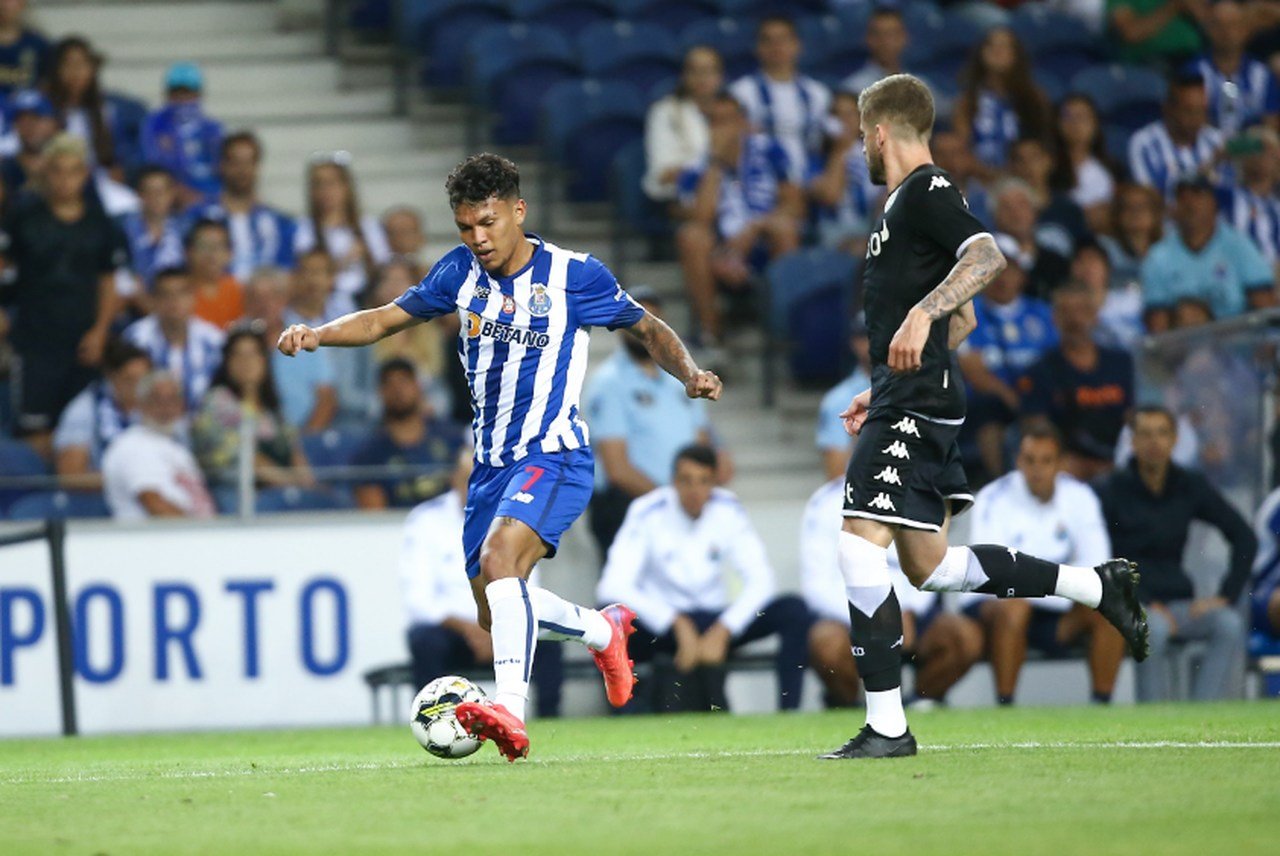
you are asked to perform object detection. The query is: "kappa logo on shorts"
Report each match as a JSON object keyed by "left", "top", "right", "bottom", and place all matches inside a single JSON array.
[
  {"left": 882, "top": 440, "right": 910, "bottom": 459},
  {"left": 929, "top": 175, "right": 951, "bottom": 191},
  {"left": 873, "top": 466, "right": 902, "bottom": 485},
  {"left": 890, "top": 416, "right": 920, "bottom": 437},
  {"left": 867, "top": 492, "right": 897, "bottom": 511}
]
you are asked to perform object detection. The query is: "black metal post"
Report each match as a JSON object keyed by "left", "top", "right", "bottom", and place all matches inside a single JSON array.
[{"left": 45, "top": 518, "right": 78, "bottom": 737}]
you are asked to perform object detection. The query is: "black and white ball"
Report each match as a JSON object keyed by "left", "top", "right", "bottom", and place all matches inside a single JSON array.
[{"left": 410, "top": 676, "right": 487, "bottom": 759}]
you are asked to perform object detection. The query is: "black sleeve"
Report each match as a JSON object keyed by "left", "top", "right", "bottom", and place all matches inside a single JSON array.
[
  {"left": 912, "top": 172, "right": 989, "bottom": 259},
  {"left": 100, "top": 218, "right": 130, "bottom": 274},
  {"left": 1192, "top": 474, "right": 1258, "bottom": 603}
]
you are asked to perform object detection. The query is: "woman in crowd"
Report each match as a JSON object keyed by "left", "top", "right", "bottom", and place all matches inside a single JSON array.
[
  {"left": 642, "top": 45, "right": 723, "bottom": 203},
  {"left": 47, "top": 36, "right": 123, "bottom": 179},
  {"left": 953, "top": 27, "right": 1052, "bottom": 174},
  {"left": 193, "top": 325, "right": 314, "bottom": 489},
  {"left": 1052, "top": 94, "right": 1117, "bottom": 234},
  {"left": 293, "top": 153, "right": 390, "bottom": 317}
]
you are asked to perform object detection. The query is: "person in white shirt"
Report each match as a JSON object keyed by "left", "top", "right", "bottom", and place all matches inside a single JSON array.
[
  {"left": 801, "top": 478, "right": 984, "bottom": 708},
  {"left": 401, "top": 451, "right": 563, "bottom": 717},
  {"left": 728, "top": 16, "right": 831, "bottom": 184},
  {"left": 957, "top": 424, "right": 1124, "bottom": 704},
  {"left": 52, "top": 339, "right": 151, "bottom": 491},
  {"left": 102, "top": 370, "right": 216, "bottom": 521},
  {"left": 643, "top": 45, "right": 722, "bottom": 203},
  {"left": 122, "top": 267, "right": 226, "bottom": 412},
  {"left": 598, "top": 444, "right": 811, "bottom": 712}
]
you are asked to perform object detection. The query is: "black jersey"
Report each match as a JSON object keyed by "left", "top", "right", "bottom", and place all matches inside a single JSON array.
[{"left": 861, "top": 163, "right": 988, "bottom": 420}]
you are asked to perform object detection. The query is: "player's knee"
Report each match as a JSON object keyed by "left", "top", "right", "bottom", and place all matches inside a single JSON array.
[{"left": 478, "top": 542, "right": 520, "bottom": 584}]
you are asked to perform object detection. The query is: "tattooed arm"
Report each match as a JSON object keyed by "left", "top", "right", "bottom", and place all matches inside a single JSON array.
[
  {"left": 888, "top": 235, "right": 1006, "bottom": 372},
  {"left": 623, "top": 311, "right": 723, "bottom": 400}
]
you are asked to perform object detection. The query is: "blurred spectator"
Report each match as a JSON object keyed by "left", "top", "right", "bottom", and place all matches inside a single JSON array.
[
  {"left": 0, "top": 133, "right": 127, "bottom": 456},
  {"left": 808, "top": 90, "right": 881, "bottom": 254},
  {"left": 1186, "top": 0, "right": 1279, "bottom": 135},
  {"left": 47, "top": 37, "right": 124, "bottom": 177},
  {"left": 1251, "top": 485, "right": 1280, "bottom": 637},
  {"left": 728, "top": 16, "right": 831, "bottom": 183},
  {"left": 1140, "top": 176, "right": 1273, "bottom": 332},
  {"left": 958, "top": 426, "right": 1124, "bottom": 705},
  {"left": 1216, "top": 125, "right": 1280, "bottom": 269},
  {"left": 932, "top": 126, "right": 992, "bottom": 228},
  {"left": 1098, "top": 183, "right": 1164, "bottom": 292},
  {"left": 643, "top": 45, "right": 722, "bottom": 203},
  {"left": 1097, "top": 406, "right": 1254, "bottom": 701},
  {"left": 0, "top": 88, "right": 55, "bottom": 197},
  {"left": 102, "top": 369, "right": 216, "bottom": 520},
  {"left": 815, "top": 317, "right": 871, "bottom": 481},
  {"left": 953, "top": 27, "right": 1052, "bottom": 173},
  {"left": 123, "top": 266, "right": 225, "bottom": 411},
  {"left": 400, "top": 448, "right": 563, "bottom": 717},
  {"left": 192, "top": 325, "right": 314, "bottom": 489},
  {"left": 117, "top": 165, "right": 185, "bottom": 300},
  {"left": 676, "top": 91, "right": 802, "bottom": 343},
  {"left": 294, "top": 153, "right": 390, "bottom": 315},
  {"left": 141, "top": 62, "right": 224, "bottom": 204},
  {"left": 841, "top": 7, "right": 910, "bottom": 95},
  {"left": 1020, "top": 281, "right": 1135, "bottom": 481},
  {"left": 242, "top": 266, "right": 337, "bottom": 433},
  {"left": 1072, "top": 241, "right": 1145, "bottom": 351},
  {"left": 368, "top": 257, "right": 449, "bottom": 417},
  {"left": 52, "top": 339, "right": 150, "bottom": 491},
  {"left": 597, "top": 445, "right": 811, "bottom": 713},
  {"left": 1008, "top": 136, "right": 1091, "bottom": 259},
  {"left": 351, "top": 358, "right": 464, "bottom": 510},
  {"left": 1108, "top": 0, "right": 1207, "bottom": 65},
  {"left": 185, "top": 218, "right": 244, "bottom": 329},
  {"left": 1052, "top": 94, "right": 1117, "bottom": 234},
  {"left": 800, "top": 477, "right": 980, "bottom": 707},
  {"left": 992, "top": 177, "right": 1070, "bottom": 297},
  {"left": 1128, "top": 72, "right": 1223, "bottom": 200},
  {"left": 381, "top": 205, "right": 429, "bottom": 272},
  {"left": 288, "top": 247, "right": 370, "bottom": 418},
  {"left": 187, "top": 131, "right": 296, "bottom": 282},
  {"left": 958, "top": 235, "right": 1058, "bottom": 481},
  {"left": 583, "top": 287, "right": 722, "bottom": 555},
  {"left": 0, "top": 0, "right": 48, "bottom": 101}
]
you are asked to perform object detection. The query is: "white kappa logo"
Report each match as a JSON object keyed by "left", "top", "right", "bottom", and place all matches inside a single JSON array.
[
  {"left": 882, "top": 440, "right": 910, "bottom": 460},
  {"left": 873, "top": 466, "right": 902, "bottom": 485},
  {"left": 890, "top": 416, "right": 920, "bottom": 437},
  {"left": 928, "top": 175, "right": 951, "bottom": 191},
  {"left": 867, "top": 492, "right": 897, "bottom": 511}
]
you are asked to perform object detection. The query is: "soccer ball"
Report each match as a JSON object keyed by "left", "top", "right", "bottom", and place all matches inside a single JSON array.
[{"left": 410, "top": 675, "right": 487, "bottom": 759}]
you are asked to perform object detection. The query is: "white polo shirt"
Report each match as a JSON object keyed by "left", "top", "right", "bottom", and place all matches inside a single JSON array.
[{"left": 102, "top": 424, "right": 216, "bottom": 521}]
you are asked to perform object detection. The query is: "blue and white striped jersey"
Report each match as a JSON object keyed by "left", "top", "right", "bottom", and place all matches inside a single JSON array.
[
  {"left": 1187, "top": 55, "right": 1280, "bottom": 136},
  {"left": 1217, "top": 184, "right": 1280, "bottom": 262},
  {"left": 1251, "top": 486, "right": 1280, "bottom": 604},
  {"left": 395, "top": 235, "right": 645, "bottom": 467},
  {"left": 122, "top": 314, "right": 226, "bottom": 411},
  {"left": 1128, "top": 119, "right": 1225, "bottom": 200}
]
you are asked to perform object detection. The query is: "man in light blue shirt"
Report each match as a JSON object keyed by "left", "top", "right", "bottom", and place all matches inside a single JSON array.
[
  {"left": 583, "top": 287, "right": 721, "bottom": 553},
  {"left": 1140, "top": 176, "right": 1275, "bottom": 331},
  {"left": 815, "top": 317, "right": 871, "bottom": 480}
]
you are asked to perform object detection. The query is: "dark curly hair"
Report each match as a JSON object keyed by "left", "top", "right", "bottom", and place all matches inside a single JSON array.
[{"left": 445, "top": 153, "right": 520, "bottom": 210}]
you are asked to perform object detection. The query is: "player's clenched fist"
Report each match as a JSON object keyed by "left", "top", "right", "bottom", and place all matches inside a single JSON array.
[
  {"left": 686, "top": 369, "right": 723, "bottom": 401},
  {"left": 277, "top": 323, "right": 320, "bottom": 356}
]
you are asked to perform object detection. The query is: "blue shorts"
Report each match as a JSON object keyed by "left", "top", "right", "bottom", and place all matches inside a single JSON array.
[{"left": 462, "top": 448, "right": 595, "bottom": 579}]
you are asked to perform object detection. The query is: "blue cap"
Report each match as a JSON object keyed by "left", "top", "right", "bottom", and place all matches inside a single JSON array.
[
  {"left": 9, "top": 89, "right": 54, "bottom": 119},
  {"left": 165, "top": 62, "right": 203, "bottom": 91}
]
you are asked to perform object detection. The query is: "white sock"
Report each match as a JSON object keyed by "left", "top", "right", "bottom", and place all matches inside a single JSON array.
[
  {"left": 865, "top": 688, "right": 908, "bottom": 738},
  {"left": 919, "top": 546, "right": 990, "bottom": 592},
  {"left": 838, "top": 531, "right": 892, "bottom": 617},
  {"left": 1053, "top": 565, "right": 1103, "bottom": 608},
  {"left": 485, "top": 577, "right": 533, "bottom": 723},
  {"left": 529, "top": 586, "right": 612, "bottom": 650}
]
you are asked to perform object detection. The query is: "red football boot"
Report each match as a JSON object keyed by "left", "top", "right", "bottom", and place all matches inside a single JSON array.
[
  {"left": 593, "top": 603, "right": 639, "bottom": 707},
  {"left": 455, "top": 702, "right": 529, "bottom": 762}
]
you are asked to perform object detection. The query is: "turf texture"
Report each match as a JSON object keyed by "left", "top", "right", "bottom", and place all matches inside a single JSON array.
[{"left": 1, "top": 702, "right": 1276, "bottom": 855}]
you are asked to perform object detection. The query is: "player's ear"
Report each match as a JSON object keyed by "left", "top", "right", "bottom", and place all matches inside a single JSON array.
[{"left": 512, "top": 198, "right": 526, "bottom": 227}]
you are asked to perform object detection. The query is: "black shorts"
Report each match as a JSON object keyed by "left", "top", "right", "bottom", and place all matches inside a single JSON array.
[
  {"left": 11, "top": 350, "right": 96, "bottom": 434},
  {"left": 843, "top": 409, "right": 973, "bottom": 531}
]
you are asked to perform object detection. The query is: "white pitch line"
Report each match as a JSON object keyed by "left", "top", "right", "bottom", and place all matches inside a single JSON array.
[{"left": 2, "top": 740, "right": 1278, "bottom": 786}]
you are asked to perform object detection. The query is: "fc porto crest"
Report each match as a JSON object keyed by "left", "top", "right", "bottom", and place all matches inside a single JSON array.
[
  {"left": 528, "top": 283, "right": 553, "bottom": 317},
  {"left": 501, "top": 294, "right": 516, "bottom": 315}
]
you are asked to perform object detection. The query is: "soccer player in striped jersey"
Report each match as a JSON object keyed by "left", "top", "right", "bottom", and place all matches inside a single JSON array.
[{"left": 278, "top": 154, "right": 722, "bottom": 761}]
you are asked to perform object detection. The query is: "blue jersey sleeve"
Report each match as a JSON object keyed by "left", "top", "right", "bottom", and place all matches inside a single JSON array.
[
  {"left": 571, "top": 256, "right": 646, "bottom": 330},
  {"left": 394, "top": 246, "right": 469, "bottom": 320}
]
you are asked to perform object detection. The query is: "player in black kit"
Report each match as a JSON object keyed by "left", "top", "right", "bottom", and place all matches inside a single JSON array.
[{"left": 820, "top": 75, "right": 1150, "bottom": 760}]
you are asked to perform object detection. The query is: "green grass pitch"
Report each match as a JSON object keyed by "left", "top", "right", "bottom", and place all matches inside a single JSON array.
[{"left": 1, "top": 702, "right": 1276, "bottom": 855}]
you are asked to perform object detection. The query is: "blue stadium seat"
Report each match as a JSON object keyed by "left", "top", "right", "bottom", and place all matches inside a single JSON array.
[
  {"left": 508, "top": 0, "right": 616, "bottom": 39},
  {"left": 418, "top": 0, "right": 513, "bottom": 89},
  {"left": 6, "top": 491, "right": 111, "bottom": 521},
  {"left": 795, "top": 14, "right": 847, "bottom": 71},
  {"left": 680, "top": 17, "right": 757, "bottom": 80},
  {"left": 0, "top": 438, "right": 49, "bottom": 514},
  {"left": 301, "top": 427, "right": 369, "bottom": 470},
  {"left": 832, "top": 3, "right": 870, "bottom": 43},
  {"left": 1103, "top": 124, "right": 1132, "bottom": 165},
  {"left": 542, "top": 79, "right": 646, "bottom": 202},
  {"left": 617, "top": 0, "right": 719, "bottom": 36},
  {"left": 578, "top": 21, "right": 681, "bottom": 95},
  {"left": 765, "top": 249, "right": 859, "bottom": 384},
  {"left": 611, "top": 138, "right": 672, "bottom": 239},
  {"left": 1071, "top": 64, "right": 1167, "bottom": 128},
  {"left": 1034, "top": 70, "right": 1067, "bottom": 105},
  {"left": 719, "top": 0, "right": 830, "bottom": 17},
  {"left": 1009, "top": 5, "right": 1097, "bottom": 54},
  {"left": 467, "top": 23, "right": 582, "bottom": 145},
  {"left": 254, "top": 487, "right": 352, "bottom": 514},
  {"left": 905, "top": 9, "right": 988, "bottom": 80}
]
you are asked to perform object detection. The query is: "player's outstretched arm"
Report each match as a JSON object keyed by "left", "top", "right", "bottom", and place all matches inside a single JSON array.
[
  {"left": 624, "top": 311, "right": 723, "bottom": 400},
  {"left": 277, "top": 302, "right": 419, "bottom": 356},
  {"left": 888, "top": 235, "right": 1006, "bottom": 372}
]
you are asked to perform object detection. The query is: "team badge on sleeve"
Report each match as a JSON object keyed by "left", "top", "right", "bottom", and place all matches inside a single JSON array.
[{"left": 528, "top": 283, "right": 553, "bottom": 317}]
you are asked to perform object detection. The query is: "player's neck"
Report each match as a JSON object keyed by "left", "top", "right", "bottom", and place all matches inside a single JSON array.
[
  {"left": 884, "top": 142, "right": 934, "bottom": 194},
  {"left": 495, "top": 235, "right": 534, "bottom": 278}
]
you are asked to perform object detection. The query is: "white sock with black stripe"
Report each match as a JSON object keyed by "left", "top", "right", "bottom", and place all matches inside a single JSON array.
[
  {"left": 529, "top": 586, "right": 612, "bottom": 650},
  {"left": 486, "top": 577, "right": 534, "bottom": 723}
]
